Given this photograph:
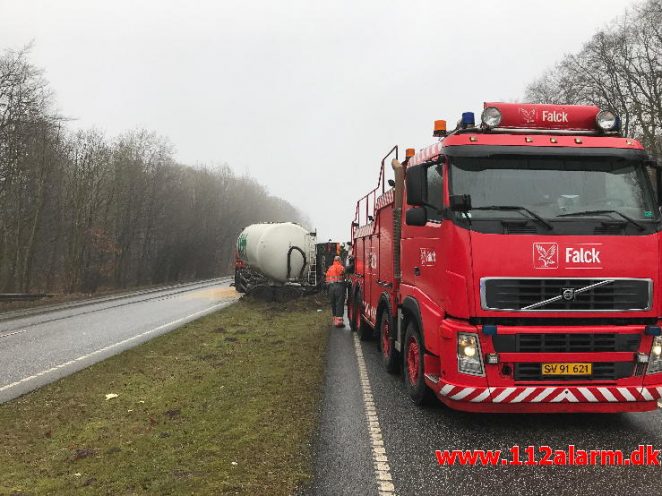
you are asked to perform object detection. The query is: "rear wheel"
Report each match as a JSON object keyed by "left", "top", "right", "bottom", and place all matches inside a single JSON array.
[
  {"left": 358, "top": 315, "right": 373, "bottom": 341},
  {"left": 377, "top": 308, "right": 400, "bottom": 373},
  {"left": 350, "top": 288, "right": 373, "bottom": 340},
  {"left": 350, "top": 289, "right": 361, "bottom": 332},
  {"left": 403, "top": 321, "right": 432, "bottom": 405}
]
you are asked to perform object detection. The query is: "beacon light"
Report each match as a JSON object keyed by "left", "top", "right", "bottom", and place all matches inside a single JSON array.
[
  {"left": 405, "top": 148, "right": 416, "bottom": 158},
  {"left": 461, "top": 112, "right": 475, "bottom": 128},
  {"left": 433, "top": 120, "right": 447, "bottom": 137},
  {"left": 481, "top": 106, "right": 502, "bottom": 128}
]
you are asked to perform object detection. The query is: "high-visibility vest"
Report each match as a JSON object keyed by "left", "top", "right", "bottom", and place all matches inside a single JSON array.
[{"left": 325, "top": 262, "right": 345, "bottom": 283}]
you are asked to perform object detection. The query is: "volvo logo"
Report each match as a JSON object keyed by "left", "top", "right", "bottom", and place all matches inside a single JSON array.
[{"left": 562, "top": 288, "right": 575, "bottom": 301}]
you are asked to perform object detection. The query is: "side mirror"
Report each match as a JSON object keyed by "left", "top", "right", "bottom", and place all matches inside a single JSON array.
[
  {"left": 645, "top": 162, "right": 661, "bottom": 207},
  {"left": 449, "top": 194, "right": 472, "bottom": 212},
  {"left": 405, "top": 207, "right": 427, "bottom": 226},
  {"left": 405, "top": 164, "right": 427, "bottom": 206}
]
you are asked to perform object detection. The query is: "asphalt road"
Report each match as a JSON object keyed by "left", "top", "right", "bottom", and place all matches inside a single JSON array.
[
  {"left": 306, "top": 323, "right": 662, "bottom": 496},
  {"left": 0, "top": 279, "right": 238, "bottom": 403}
]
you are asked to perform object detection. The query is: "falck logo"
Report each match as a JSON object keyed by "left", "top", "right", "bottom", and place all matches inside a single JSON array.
[
  {"left": 368, "top": 248, "right": 377, "bottom": 270},
  {"left": 533, "top": 242, "right": 558, "bottom": 269},
  {"left": 519, "top": 107, "right": 537, "bottom": 125},
  {"left": 420, "top": 248, "right": 436, "bottom": 267}
]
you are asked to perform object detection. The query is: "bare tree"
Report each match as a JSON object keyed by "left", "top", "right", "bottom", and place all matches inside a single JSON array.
[
  {"left": 525, "top": 0, "right": 662, "bottom": 157},
  {"left": 0, "top": 46, "right": 307, "bottom": 294}
]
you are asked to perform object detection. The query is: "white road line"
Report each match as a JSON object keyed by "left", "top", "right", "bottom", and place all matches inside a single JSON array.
[
  {"left": 0, "top": 329, "right": 26, "bottom": 339},
  {"left": 0, "top": 301, "right": 232, "bottom": 393},
  {"left": 353, "top": 333, "right": 396, "bottom": 496}
]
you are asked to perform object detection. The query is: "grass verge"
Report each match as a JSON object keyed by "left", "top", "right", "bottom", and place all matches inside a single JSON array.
[{"left": 0, "top": 294, "right": 328, "bottom": 495}]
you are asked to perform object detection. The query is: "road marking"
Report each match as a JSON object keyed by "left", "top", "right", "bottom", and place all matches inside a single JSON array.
[
  {"left": 0, "top": 329, "right": 26, "bottom": 339},
  {"left": 0, "top": 301, "right": 233, "bottom": 393},
  {"left": 353, "top": 334, "right": 396, "bottom": 496}
]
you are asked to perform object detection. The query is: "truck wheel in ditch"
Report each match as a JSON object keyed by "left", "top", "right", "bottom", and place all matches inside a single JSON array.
[
  {"left": 403, "top": 321, "right": 432, "bottom": 405},
  {"left": 234, "top": 271, "right": 246, "bottom": 293},
  {"left": 378, "top": 309, "right": 400, "bottom": 374}
]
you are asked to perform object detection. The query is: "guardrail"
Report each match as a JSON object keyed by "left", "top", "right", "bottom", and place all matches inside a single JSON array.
[{"left": 0, "top": 293, "right": 53, "bottom": 302}]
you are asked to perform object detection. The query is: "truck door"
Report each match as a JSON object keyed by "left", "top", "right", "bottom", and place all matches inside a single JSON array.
[{"left": 402, "top": 161, "right": 444, "bottom": 301}]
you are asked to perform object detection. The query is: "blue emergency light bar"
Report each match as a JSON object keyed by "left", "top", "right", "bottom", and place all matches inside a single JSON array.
[{"left": 461, "top": 112, "right": 475, "bottom": 128}]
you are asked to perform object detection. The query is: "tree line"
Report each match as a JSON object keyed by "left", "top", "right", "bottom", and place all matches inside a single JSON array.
[
  {"left": 525, "top": 0, "right": 661, "bottom": 158},
  {"left": 0, "top": 46, "right": 305, "bottom": 294}
]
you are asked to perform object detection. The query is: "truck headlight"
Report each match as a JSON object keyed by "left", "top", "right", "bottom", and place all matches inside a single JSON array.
[
  {"left": 647, "top": 336, "right": 662, "bottom": 374},
  {"left": 481, "top": 107, "right": 502, "bottom": 128},
  {"left": 595, "top": 110, "right": 620, "bottom": 132},
  {"left": 457, "top": 333, "right": 484, "bottom": 376}
]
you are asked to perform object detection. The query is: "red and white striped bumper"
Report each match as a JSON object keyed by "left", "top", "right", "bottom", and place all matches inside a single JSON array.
[{"left": 437, "top": 382, "right": 662, "bottom": 412}]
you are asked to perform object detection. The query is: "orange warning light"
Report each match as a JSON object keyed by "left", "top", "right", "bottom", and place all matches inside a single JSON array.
[{"left": 433, "top": 120, "right": 447, "bottom": 137}]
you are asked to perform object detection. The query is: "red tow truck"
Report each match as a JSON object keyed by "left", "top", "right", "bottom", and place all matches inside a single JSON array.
[{"left": 347, "top": 102, "right": 662, "bottom": 413}]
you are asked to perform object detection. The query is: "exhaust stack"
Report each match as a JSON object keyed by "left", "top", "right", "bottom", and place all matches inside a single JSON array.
[{"left": 391, "top": 158, "right": 404, "bottom": 283}]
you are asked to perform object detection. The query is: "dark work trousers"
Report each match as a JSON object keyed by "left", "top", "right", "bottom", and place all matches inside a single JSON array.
[{"left": 328, "top": 282, "right": 345, "bottom": 317}]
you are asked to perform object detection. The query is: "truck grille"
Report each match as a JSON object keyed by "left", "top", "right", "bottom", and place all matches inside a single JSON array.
[
  {"left": 481, "top": 278, "right": 651, "bottom": 311},
  {"left": 514, "top": 362, "right": 633, "bottom": 381},
  {"left": 493, "top": 333, "right": 640, "bottom": 353}
]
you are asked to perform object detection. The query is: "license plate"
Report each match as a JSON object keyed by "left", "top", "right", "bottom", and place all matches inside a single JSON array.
[{"left": 541, "top": 363, "right": 592, "bottom": 376}]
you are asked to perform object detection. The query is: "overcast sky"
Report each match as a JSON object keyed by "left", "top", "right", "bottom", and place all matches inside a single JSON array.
[{"left": 0, "top": 0, "right": 640, "bottom": 241}]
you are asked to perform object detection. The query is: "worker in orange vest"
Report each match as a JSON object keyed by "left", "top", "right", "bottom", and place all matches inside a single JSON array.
[{"left": 325, "top": 256, "right": 346, "bottom": 328}]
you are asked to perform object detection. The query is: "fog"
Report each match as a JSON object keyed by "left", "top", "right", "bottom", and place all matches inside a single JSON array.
[{"left": 0, "top": 0, "right": 639, "bottom": 241}]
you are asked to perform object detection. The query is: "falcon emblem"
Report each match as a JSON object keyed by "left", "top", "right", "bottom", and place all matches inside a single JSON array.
[
  {"left": 534, "top": 242, "right": 558, "bottom": 268},
  {"left": 520, "top": 107, "right": 537, "bottom": 125}
]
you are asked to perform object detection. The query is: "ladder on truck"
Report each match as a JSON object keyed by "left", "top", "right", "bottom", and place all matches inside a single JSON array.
[{"left": 306, "top": 237, "right": 317, "bottom": 287}]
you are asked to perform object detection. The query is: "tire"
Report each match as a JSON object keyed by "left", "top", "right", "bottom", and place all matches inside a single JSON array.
[
  {"left": 234, "top": 270, "right": 246, "bottom": 293},
  {"left": 350, "top": 288, "right": 373, "bottom": 340},
  {"left": 358, "top": 316, "right": 373, "bottom": 341},
  {"left": 350, "top": 289, "right": 361, "bottom": 332},
  {"left": 403, "top": 321, "right": 432, "bottom": 405},
  {"left": 377, "top": 308, "right": 400, "bottom": 374}
]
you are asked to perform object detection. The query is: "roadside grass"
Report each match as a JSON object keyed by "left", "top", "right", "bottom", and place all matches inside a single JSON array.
[{"left": 0, "top": 294, "right": 328, "bottom": 495}]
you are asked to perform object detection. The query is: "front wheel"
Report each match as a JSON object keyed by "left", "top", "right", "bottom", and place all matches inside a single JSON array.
[
  {"left": 377, "top": 309, "right": 400, "bottom": 374},
  {"left": 403, "top": 321, "right": 432, "bottom": 405},
  {"left": 234, "top": 269, "right": 246, "bottom": 293}
]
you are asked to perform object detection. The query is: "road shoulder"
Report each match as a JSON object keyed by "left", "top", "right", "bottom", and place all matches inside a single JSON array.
[{"left": 301, "top": 324, "right": 379, "bottom": 496}]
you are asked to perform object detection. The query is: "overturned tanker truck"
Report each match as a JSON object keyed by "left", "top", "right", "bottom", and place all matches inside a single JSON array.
[{"left": 233, "top": 222, "right": 319, "bottom": 298}]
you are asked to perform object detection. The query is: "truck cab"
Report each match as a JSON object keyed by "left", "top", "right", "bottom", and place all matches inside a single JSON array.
[{"left": 349, "top": 102, "right": 662, "bottom": 413}]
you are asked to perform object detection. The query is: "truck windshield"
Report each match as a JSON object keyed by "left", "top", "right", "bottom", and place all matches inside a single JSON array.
[{"left": 450, "top": 156, "right": 657, "bottom": 221}]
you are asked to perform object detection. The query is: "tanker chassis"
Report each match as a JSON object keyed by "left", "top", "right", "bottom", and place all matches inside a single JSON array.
[{"left": 348, "top": 102, "right": 662, "bottom": 413}]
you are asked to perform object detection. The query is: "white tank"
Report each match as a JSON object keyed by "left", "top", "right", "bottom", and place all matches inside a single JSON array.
[{"left": 237, "top": 222, "right": 315, "bottom": 283}]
